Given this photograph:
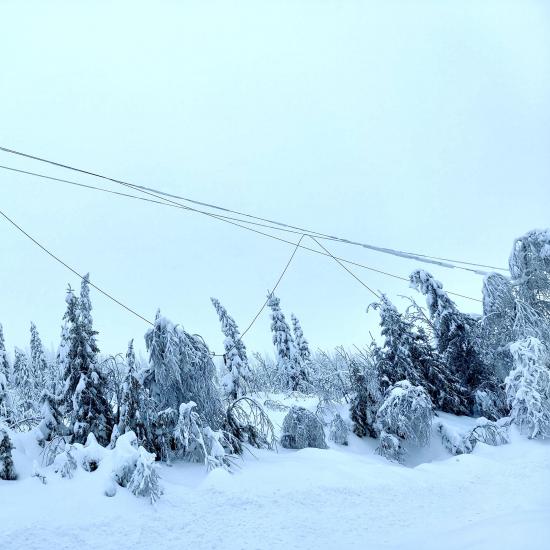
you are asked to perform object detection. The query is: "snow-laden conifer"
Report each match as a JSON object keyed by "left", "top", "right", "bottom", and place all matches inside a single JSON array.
[
  {"left": 410, "top": 269, "right": 504, "bottom": 419},
  {"left": 61, "top": 276, "right": 113, "bottom": 445},
  {"left": 291, "top": 314, "right": 312, "bottom": 365},
  {"left": 113, "top": 339, "right": 153, "bottom": 448},
  {"left": 349, "top": 346, "right": 383, "bottom": 438},
  {"left": 29, "top": 322, "right": 48, "bottom": 392},
  {"left": 509, "top": 229, "right": 550, "bottom": 323},
  {"left": 13, "top": 347, "right": 35, "bottom": 415},
  {"left": 506, "top": 337, "right": 550, "bottom": 439},
  {"left": 0, "top": 429, "right": 17, "bottom": 480},
  {"left": 144, "top": 311, "right": 224, "bottom": 429},
  {"left": 128, "top": 446, "right": 162, "bottom": 504},
  {"left": 267, "top": 293, "right": 307, "bottom": 392},
  {"left": 329, "top": 413, "right": 349, "bottom": 445},
  {"left": 480, "top": 273, "right": 516, "bottom": 380},
  {"left": 0, "top": 324, "right": 9, "bottom": 382},
  {"left": 210, "top": 297, "right": 251, "bottom": 400}
]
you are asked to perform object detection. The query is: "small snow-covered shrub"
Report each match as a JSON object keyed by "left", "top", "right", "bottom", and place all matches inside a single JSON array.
[
  {"left": 506, "top": 337, "right": 550, "bottom": 439},
  {"left": 468, "top": 418, "right": 510, "bottom": 447},
  {"left": 174, "top": 402, "right": 234, "bottom": 470},
  {"left": 128, "top": 446, "right": 162, "bottom": 504},
  {"left": 111, "top": 431, "right": 140, "bottom": 487},
  {"left": 226, "top": 397, "right": 276, "bottom": 450},
  {"left": 375, "top": 381, "right": 433, "bottom": 462},
  {"left": 435, "top": 421, "right": 475, "bottom": 456},
  {"left": 80, "top": 433, "right": 107, "bottom": 472},
  {"left": 435, "top": 417, "right": 510, "bottom": 456},
  {"left": 280, "top": 406, "right": 328, "bottom": 450},
  {"left": 54, "top": 445, "right": 77, "bottom": 479},
  {"left": 329, "top": 413, "right": 349, "bottom": 446},
  {"left": 375, "top": 432, "right": 402, "bottom": 463},
  {"left": 0, "top": 429, "right": 17, "bottom": 480}
]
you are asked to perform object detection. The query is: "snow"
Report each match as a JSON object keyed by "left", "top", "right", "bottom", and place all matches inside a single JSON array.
[{"left": 1, "top": 395, "right": 549, "bottom": 550}]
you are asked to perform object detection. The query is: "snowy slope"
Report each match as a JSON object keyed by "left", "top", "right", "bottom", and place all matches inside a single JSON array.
[{"left": 1, "top": 396, "right": 549, "bottom": 550}]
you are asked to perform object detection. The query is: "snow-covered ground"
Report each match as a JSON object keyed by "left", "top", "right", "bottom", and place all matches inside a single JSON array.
[{"left": 1, "top": 396, "right": 549, "bottom": 550}]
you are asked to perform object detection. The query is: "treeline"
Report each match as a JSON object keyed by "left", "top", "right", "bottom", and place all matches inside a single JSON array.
[{"left": 0, "top": 229, "right": 549, "bottom": 500}]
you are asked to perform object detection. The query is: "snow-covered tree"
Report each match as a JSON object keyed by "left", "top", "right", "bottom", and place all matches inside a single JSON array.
[
  {"left": 375, "top": 380, "right": 433, "bottom": 463},
  {"left": 128, "top": 446, "right": 162, "bottom": 504},
  {"left": 371, "top": 295, "right": 469, "bottom": 415},
  {"left": 329, "top": 413, "right": 349, "bottom": 446},
  {"left": 144, "top": 311, "right": 224, "bottom": 429},
  {"left": 0, "top": 371, "right": 11, "bottom": 422},
  {"left": 480, "top": 273, "right": 516, "bottom": 380},
  {"left": 506, "top": 337, "right": 550, "bottom": 439},
  {"left": 349, "top": 346, "right": 383, "bottom": 438},
  {"left": 13, "top": 347, "right": 35, "bottom": 415},
  {"left": 61, "top": 276, "right": 113, "bottom": 446},
  {"left": 509, "top": 229, "right": 550, "bottom": 323},
  {"left": 113, "top": 339, "right": 153, "bottom": 448},
  {"left": 210, "top": 297, "right": 252, "bottom": 400},
  {"left": 410, "top": 269, "right": 504, "bottom": 419},
  {"left": 280, "top": 406, "right": 327, "bottom": 449},
  {"left": 291, "top": 314, "right": 312, "bottom": 364},
  {"left": 0, "top": 429, "right": 17, "bottom": 480},
  {"left": 267, "top": 293, "right": 307, "bottom": 392},
  {"left": 0, "top": 324, "right": 9, "bottom": 382},
  {"left": 29, "top": 322, "right": 48, "bottom": 392}
]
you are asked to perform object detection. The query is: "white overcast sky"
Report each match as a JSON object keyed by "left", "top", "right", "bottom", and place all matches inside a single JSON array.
[{"left": 1, "top": 0, "right": 549, "bottom": 359}]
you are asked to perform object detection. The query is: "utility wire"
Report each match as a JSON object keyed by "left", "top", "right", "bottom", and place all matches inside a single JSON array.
[
  {"left": 212, "top": 234, "right": 305, "bottom": 357},
  {"left": 0, "top": 146, "right": 507, "bottom": 273},
  {"left": 0, "top": 208, "right": 154, "bottom": 326},
  {"left": 0, "top": 164, "right": 482, "bottom": 303},
  {"left": 309, "top": 235, "right": 380, "bottom": 299}
]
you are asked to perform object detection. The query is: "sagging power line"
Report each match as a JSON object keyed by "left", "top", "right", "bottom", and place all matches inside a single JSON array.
[
  {"left": 0, "top": 146, "right": 508, "bottom": 274},
  {"left": 0, "top": 163, "right": 482, "bottom": 303}
]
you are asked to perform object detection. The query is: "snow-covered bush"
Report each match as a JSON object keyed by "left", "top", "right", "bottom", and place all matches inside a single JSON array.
[
  {"left": 349, "top": 351, "right": 383, "bottom": 439},
  {"left": 80, "top": 433, "right": 107, "bottom": 472},
  {"left": 226, "top": 397, "right": 276, "bottom": 450},
  {"left": 280, "top": 406, "right": 328, "bottom": 450},
  {"left": 0, "top": 429, "right": 17, "bottom": 480},
  {"left": 128, "top": 446, "right": 162, "bottom": 504},
  {"left": 375, "top": 381, "right": 433, "bottom": 462},
  {"left": 173, "top": 402, "right": 234, "bottom": 470},
  {"left": 54, "top": 444, "right": 77, "bottom": 479},
  {"left": 329, "top": 413, "right": 349, "bottom": 446},
  {"left": 435, "top": 418, "right": 510, "bottom": 456},
  {"left": 506, "top": 337, "right": 550, "bottom": 439}
]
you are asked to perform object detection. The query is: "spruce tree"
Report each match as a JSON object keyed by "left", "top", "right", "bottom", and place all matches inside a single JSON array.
[
  {"left": 291, "top": 314, "right": 312, "bottom": 364},
  {"left": 144, "top": 311, "right": 224, "bottom": 428},
  {"left": 0, "top": 430, "right": 17, "bottom": 480},
  {"left": 267, "top": 293, "right": 305, "bottom": 392},
  {"left": 62, "top": 275, "right": 113, "bottom": 445},
  {"left": 13, "top": 347, "right": 35, "bottom": 414},
  {"left": 410, "top": 269, "right": 503, "bottom": 418},
  {"left": 0, "top": 323, "right": 9, "bottom": 382},
  {"left": 29, "top": 322, "right": 48, "bottom": 393},
  {"left": 210, "top": 297, "right": 251, "bottom": 400},
  {"left": 115, "top": 339, "right": 152, "bottom": 447},
  {"left": 480, "top": 273, "right": 516, "bottom": 380},
  {"left": 371, "top": 295, "right": 469, "bottom": 415}
]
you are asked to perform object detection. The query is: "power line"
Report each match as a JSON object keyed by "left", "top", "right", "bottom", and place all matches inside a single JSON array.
[
  {"left": 0, "top": 163, "right": 482, "bottom": 303},
  {"left": 0, "top": 208, "right": 154, "bottom": 326},
  {"left": 309, "top": 235, "right": 380, "bottom": 299},
  {"left": 0, "top": 145, "right": 507, "bottom": 273}
]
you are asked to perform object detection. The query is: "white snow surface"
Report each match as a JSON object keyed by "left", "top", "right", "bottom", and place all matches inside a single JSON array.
[{"left": 1, "top": 394, "right": 549, "bottom": 550}]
